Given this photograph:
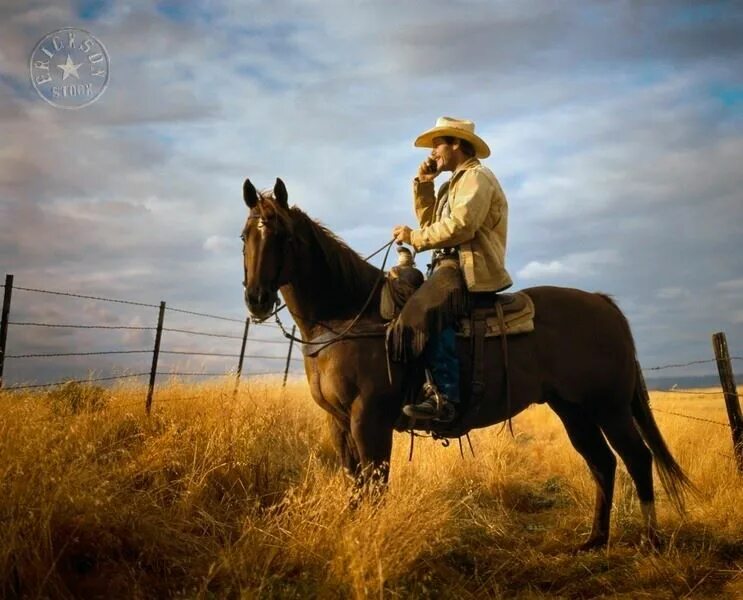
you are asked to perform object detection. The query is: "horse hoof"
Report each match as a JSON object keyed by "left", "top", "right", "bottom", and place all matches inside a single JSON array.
[{"left": 575, "top": 536, "right": 608, "bottom": 553}]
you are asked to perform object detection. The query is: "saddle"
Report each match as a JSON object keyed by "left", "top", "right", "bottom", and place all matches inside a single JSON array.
[{"left": 457, "top": 293, "right": 535, "bottom": 338}]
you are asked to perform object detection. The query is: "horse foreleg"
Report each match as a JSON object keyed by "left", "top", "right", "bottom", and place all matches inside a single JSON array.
[{"left": 349, "top": 397, "right": 394, "bottom": 499}]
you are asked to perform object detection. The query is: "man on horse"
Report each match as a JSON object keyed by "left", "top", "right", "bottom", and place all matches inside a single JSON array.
[{"left": 391, "top": 116, "right": 512, "bottom": 421}]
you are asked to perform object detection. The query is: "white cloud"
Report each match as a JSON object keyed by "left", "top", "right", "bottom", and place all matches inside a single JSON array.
[
  {"left": 517, "top": 249, "right": 620, "bottom": 281},
  {"left": 203, "top": 235, "right": 236, "bottom": 254},
  {"left": 716, "top": 279, "right": 743, "bottom": 292},
  {"left": 518, "top": 260, "right": 570, "bottom": 280},
  {"left": 656, "top": 287, "right": 691, "bottom": 300}
]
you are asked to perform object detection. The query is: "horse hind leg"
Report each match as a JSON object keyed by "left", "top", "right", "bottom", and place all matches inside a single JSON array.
[
  {"left": 328, "top": 414, "right": 360, "bottom": 480},
  {"left": 349, "top": 398, "right": 394, "bottom": 501},
  {"left": 598, "top": 411, "right": 660, "bottom": 548},
  {"left": 550, "top": 399, "right": 617, "bottom": 551}
]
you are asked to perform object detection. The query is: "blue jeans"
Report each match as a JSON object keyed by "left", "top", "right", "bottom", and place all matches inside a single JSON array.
[{"left": 424, "top": 326, "right": 460, "bottom": 404}]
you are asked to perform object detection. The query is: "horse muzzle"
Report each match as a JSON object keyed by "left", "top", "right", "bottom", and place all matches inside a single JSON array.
[{"left": 245, "top": 288, "right": 278, "bottom": 320}]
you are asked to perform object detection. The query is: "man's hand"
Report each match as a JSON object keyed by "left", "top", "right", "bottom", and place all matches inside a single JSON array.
[
  {"left": 392, "top": 225, "right": 412, "bottom": 245},
  {"left": 417, "top": 155, "right": 440, "bottom": 183}
]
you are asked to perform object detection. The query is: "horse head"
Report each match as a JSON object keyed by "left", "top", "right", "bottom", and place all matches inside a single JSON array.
[{"left": 241, "top": 177, "right": 294, "bottom": 320}]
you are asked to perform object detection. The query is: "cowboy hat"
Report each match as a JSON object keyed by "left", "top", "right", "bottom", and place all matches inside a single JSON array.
[{"left": 414, "top": 116, "right": 490, "bottom": 159}]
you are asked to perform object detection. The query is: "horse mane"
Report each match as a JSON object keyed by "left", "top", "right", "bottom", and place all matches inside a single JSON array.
[{"left": 259, "top": 193, "right": 382, "bottom": 308}]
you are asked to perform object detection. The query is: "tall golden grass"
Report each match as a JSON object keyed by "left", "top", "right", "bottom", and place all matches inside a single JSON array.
[{"left": 0, "top": 378, "right": 741, "bottom": 598}]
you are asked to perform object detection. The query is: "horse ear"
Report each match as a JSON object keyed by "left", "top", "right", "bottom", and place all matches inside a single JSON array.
[
  {"left": 274, "top": 177, "right": 288, "bottom": 209},
  {"left": 243, "top": 178, "right": 258, "bottom": 208}
]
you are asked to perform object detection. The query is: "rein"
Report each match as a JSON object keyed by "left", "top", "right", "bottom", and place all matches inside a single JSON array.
[{"left": 261, "top": 239, "right": 396, "bottom": 347}]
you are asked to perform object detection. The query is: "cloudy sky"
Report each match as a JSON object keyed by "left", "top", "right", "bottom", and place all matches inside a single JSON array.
[{"left": 1, "top": 0, "right": 741, "bottom": 387}]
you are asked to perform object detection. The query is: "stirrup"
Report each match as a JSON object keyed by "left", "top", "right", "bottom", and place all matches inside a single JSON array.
[
  {"left": 402, "top": 398, "right": 438, "bottom": 419},
  {"left": 402, "top": 398, "right": 456, "bottom": 422},
  {"left": 434, "top": 401, "right": 456, "bottom": 423},
  {"left": 403, "top": 380, "right": 457, "bottom": 423},
  {"left": 424, "top": 370, "right": 458, "bottom": 423}
]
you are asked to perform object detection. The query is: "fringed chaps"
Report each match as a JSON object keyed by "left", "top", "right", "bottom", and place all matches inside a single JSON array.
[
  {"left": 380, "top": 267, "right": 425, "bottom": 321},
  {"left": 387, "top": 259, "right": 468, "bottom": 363}
]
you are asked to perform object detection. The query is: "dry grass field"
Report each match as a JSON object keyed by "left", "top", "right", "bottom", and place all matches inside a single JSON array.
[{"left": 0, "top": 378, "right": 741, "bottom": 599}]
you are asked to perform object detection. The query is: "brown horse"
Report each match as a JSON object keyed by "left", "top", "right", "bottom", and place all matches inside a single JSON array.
[{"left": 240, "top": 177, "right": 692, "bottom": 550}]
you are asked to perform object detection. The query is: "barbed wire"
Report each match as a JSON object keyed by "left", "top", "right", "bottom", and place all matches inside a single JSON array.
[
  {"left": 156, "top": 371, "right": 230, "bottom": 377},
  {"left": 6, "top": 321, "right": 286, "bottom": 344},
  {"left": 152, "top": 369, "right": 300, "bottom": 378},
  {"left": 160, "top": 350, "right": 240, "bottom": 358},
  {"left": 164, "top": 306, "right": 279, "bottom": 328},
  {"left": 148, "top": 371, "right": 297, "bottom": 381},
  {"left": 4, "top": 281, "right": 740, "bottom": 422},
  {"left": 8, "top": 321, "right": 157, "bottom": 331},
  {"left": 246, "top": 336, "right": 288, "bottom": 344},
  {"left": 5, "top": 349, "right": 151, "bottom": 359},
  {"left": 2, "top": 373, "right": 150, "bottom": 390},
  {"left": 244, "top": 371, "right": 288, "bottom": 377},
  {"left": 643, "top": 357, "right": 742, "bottom": 371},
  {"left": 651, "top": 407, "right": 729, "bottom": 428},
  {"left": 160, "top": 350, "right": 290, "bottom": 360},
  {"left": 162, "top": 327, "right": 243, "bottom": 340},
  {"left": 13, "top": 285, "right": 159, "bottom": 308},
  {"left": 0, "top": 371, "right": 296, "bottom": 396},
  {"left": 163, "top": 306, "right": 244, "bottom": 324},
  {"left": 8, "top": 283, "right": 278, "bottom": 328},
  {"left": 652, "top": 389, "right": 733, "bottom": 396}
]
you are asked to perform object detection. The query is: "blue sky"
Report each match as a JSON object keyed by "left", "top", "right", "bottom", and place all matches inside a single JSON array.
[{"left": 0, "top": 0, "right": 741, "bottom": 386}]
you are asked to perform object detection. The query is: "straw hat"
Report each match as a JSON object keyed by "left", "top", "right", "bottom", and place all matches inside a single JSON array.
[{"left": 414, "top": 116, "right": 490, "bottom": 159}]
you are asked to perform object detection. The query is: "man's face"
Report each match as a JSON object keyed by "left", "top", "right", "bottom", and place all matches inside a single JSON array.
[{"left": 431, "top": 137, "right": 456, "bottom": 172}]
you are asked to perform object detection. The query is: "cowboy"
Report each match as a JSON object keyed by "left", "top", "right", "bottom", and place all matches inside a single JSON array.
[{"left": 391, "top": 116, "right": 512, "bottom": 420}]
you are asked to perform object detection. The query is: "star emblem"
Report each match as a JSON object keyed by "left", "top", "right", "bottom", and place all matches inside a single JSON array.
[{"left": 57, "top": 54, "right": 82, "bottom": 81}]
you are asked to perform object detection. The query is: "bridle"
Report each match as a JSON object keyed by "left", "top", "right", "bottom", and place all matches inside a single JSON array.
[
  {"left": 242, "top": 221, "right": 396, "bottom": 346},
  {"left": 241, "top": 212, "right": 292, "bottom": 315}
]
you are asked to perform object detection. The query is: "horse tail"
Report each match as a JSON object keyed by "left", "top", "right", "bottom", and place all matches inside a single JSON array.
[
  {"left": 596, "top": 293, "right": 695, "bottom": 513},
  {"left": 630, "top": 362, "right": 696, "bottom": 513}
]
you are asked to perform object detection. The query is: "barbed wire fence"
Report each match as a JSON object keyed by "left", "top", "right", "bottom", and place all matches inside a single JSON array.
[
  {"left": 0, "top": 274, "right": 302, "bottom": 413},
  {"left": 0, "top": 273, "right": 741, "bottom": 470},
  {"left": 633, "top": 332, "right": 742, "bottom": 471}
]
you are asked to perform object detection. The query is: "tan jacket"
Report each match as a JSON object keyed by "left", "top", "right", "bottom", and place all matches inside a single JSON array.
[{"left": 409, "top": 157, "right": 512, "bottom": 292}]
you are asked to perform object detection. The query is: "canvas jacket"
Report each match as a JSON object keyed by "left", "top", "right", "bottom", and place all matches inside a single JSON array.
[{"left": 409, "top": 157, "right": 512, "bottom": 293}]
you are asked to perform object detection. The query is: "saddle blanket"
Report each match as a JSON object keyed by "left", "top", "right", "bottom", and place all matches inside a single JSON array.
[{"left": 456, "top": 292, "right": 535, "bottom": 338}]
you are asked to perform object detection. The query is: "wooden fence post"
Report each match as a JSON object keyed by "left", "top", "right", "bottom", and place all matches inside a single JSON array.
[
  {"left": 712, "top": 331, "right": 743, "bottom": 472},
  {"left": 283, "top": 325, "right": 296, "bottom": 387},
  {"left": 146, "top": 301, "right": 166, "bottom": 415},
  {"left": 233, "top": 317, "right": 250, "bottom": 397},
  {"left": 0, "top": 274, "right": 13, "bottom": 389}
]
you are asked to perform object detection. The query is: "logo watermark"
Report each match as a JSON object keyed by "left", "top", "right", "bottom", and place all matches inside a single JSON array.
[{"left": 29, "top": 27, "right": 109, "bottom": 109}]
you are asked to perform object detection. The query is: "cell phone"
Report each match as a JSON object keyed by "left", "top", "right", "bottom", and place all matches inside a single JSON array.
[{"left": 425, "top": 157, "right": 438, "bottom": 174}]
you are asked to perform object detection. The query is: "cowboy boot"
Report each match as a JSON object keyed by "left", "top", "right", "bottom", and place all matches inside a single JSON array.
[{"left": 403, "top": 327, "right": 460, "bottom": 421}]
